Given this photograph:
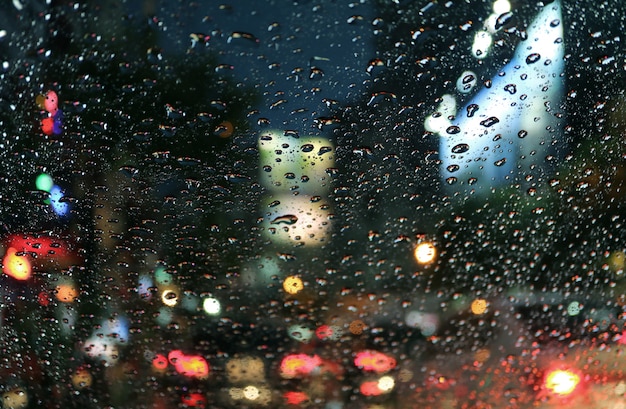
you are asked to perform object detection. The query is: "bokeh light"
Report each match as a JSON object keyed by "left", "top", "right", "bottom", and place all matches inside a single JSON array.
[
  {"left": 414, "top": 242, "right": 437, "bottom": 264},
  {"left": 202, "top": 297, "right": 221, "bottom": 315},
  {"left": 288, "top": 325, "right": 314, "bottom": 343},
  {"left": 354, "top": 351, "right": 396, "bottom": 373},
  {"left": 152, "top": 354, "right": 168, "bottom": 371},
  {"left": 168, "top": 350, "right": 209, "bottom": 379},
  {"left": 283, "top": 275, "right": 304, "bottom": 294},
  {"left": 284, "top": 391, "right": 309, "bottom": 405},
  {"left": 161, "top": 288, "right": 179, "bottom": 307},
  {"left": 181, "top": 393, "right": 206, "bottom": 407},
  {"left": 377, "top": 375, "right": 395, "bottom": 392},
  {"left": 2, "top": 388, "right": 28, "bottom": 409},
  {"left": 470, "top": 298, "right": 488, "bottom": 315},
  {"left": 545, "top": 369, "right": 580, "bottom": 396},
  {"left": 35, "top": 173, "right": 54, "bottom": 192},
  {"left": 280, "top": 354, "right": 322, "bottom": 379},
  {"left": 71, "top": 368, "right": 93, "bottom": 389},
  {"left": 55, "top": 283, "right": 79, "bottom": 303},
  {"left": 2, "top": 247, "right": 32, "bottom": 280}
]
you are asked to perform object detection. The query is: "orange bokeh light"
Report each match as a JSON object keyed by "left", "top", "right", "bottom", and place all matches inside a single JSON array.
[
  {"left": 545, "top": 369, "right": 580, "bottom": 396},
  {"left": 168, "top": 350, "right": 209, "bottom": 379},
  {"left": 354, "top": 350, "right": 396, "bottom": 373},
  {"left": 3, "top": 247, "right": 32, "bottom": 280},
  {"left": 55, "top": 284, "right": 79, "bottom": 303}
]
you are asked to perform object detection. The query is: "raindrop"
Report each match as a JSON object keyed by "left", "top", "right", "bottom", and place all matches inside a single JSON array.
[
  {"left": 227, "top": 31, "right": 259, "bottom": 45},
  {"left": 446, "top": 164, "right": 460, "bottom": 173},
  {"left": 366, "top": 58, "right": 385, "bottom": 75},
  {"left": 271, "top": 215, "right": 298, "bottom": 225},
  {"left": 309, "top": 67, "right": 324, "bottom": 80},
  {"left": 258, "top": 118, "right": 270, "bottom": 127},
  {"left": 518, "top": 130, "right": 528, "bottom": 138},
  {"left": 480, "top": 117, "right": 499, "bottom": 127},
  {"left": 466, "top": 104, "right": 479, "bottom": 117},
  {"left": 446, "top": 126, "right": 461, "bottom": 134},
  {"left": 494, "top": 158, "right": 507, "bottom": 167},
  {"left": 550, "top": 19, "right": 560, "bottom": 27},
  {"left": 268, "top": 200, "right": 280, "bottom": 207},
  {"left": 318, "top": 146, "right": 333, "bottom": 156},
  {"left": 301, "top": 144, "right": 315, "bottom": 153},
  {"left": 452, "top": 143, "right": 470, "bottom": 154},
  {"left": 284, "top": 173, "right": 296, "bottom": 179},
  {"left": 446, "top": 177, "right": 457, "bottom": 185},
  {"left": 495, "top": 11, "right": 513, "bottom": 30},
  {"left": 263, "top": 165, "right": 272, "bottom": 172},
  {"left": 504, "top": 84, "right": 517, "bottom": 94},
  {"left": 526, "top": 53, "right": 541, "bottom": 64}
]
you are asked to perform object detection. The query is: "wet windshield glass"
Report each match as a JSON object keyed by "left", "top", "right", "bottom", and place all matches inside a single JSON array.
[{"left": 0, "top": 1, "right": 624, "bottom": 408}]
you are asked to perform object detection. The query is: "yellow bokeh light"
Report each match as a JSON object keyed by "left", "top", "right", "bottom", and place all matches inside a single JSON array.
[
  {"left": 283, "top": 276, "right": 304, "bottom": 294},
  {"left": 161, "top": 289, "right": 178, "bottom": 307},
  {"left": 2, "top": 388, "right": 28, "bottom": 409},
  {"left": 545, "top": 369, "right": 580, "bottom": 396},
  {"left": 414, "top": 242, "right": 436, "bottom": 264},
  {"left": 471, "top": 299, "right": 487, "bottom": 315},
  {"left": 72, "top": 368, "right": 93, "bottom": 389},
  {"left": 243, "top": 385, "right": 260, "bottom": 400}
]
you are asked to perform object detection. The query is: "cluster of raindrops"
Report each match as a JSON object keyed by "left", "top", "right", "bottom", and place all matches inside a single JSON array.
[{"left": 36, "top": 90, "right": 63, "bottom": 135}]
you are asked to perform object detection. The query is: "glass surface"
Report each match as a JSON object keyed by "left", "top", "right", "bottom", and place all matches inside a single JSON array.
[{"left": 0, "top": 0, "right": 625, "bottom": 408}]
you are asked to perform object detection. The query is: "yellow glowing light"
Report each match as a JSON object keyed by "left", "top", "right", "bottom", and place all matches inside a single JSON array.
[
  {"left": 55, "top": 283, "right": 79, "bottom": 303},
  {"left": 72, "top": 368, "right": 93, "bottom": 389},
  {"left": 377, "top": 376, "right": 395, "bottom": 392},
  {"left": 414, "top": 242, "right": 436, "bottom": 264},
  {"left": 2, "top": 388, "right": 28, "bottom": 409},
  {"left": 2, "top": 247, "right": 32, "bottom": 280},
  {"left": 545, "top": 369, "right": 580, "bottom": 396},
  {"left": 243, "top": 385, "right": 260, "bottom": 400},
  {"left": 161, "top": 289, "right": 178, "bottom": 306},
  {"left": 471, "top": 299, "right": 488, "bottom": 315},
  {"left": 608, "top": 251, "right": 625, "bottom": 273},
  {"left": 283, "top": 276, "right": 304, "bottom": 294}
]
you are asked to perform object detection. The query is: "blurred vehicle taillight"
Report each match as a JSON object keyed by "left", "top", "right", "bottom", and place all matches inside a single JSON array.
[{"left": 544, "top": 369, "right": 581, "bottom": 396}]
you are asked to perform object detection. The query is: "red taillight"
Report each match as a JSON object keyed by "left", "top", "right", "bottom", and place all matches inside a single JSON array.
[{"left": 545, "top": 369, "right": 580, "bottom": 396}]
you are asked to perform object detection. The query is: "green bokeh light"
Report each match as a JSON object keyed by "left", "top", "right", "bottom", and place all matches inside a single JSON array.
[{"left": 35, "top": 173, "right": 54, "bottom": 192}]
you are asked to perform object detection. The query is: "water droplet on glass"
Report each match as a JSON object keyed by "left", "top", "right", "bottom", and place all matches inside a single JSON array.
[
  {"left": 480, "top": 117, "right": 499, "bottom": 127},
  {"left": 317, "top": 146, "right": 333, "bottom": 156},
  {"left": 495, "top": 11, "right": 513, "bottom": 30},
  {"left": 494, "top": 158, "right": 507, "bottom": 167},
  {"left": 271, "top": 215, "right": 298, "bottom": 225},
  {"left": 301, "top": 144, "right": 314, "bottom": 153},
  {"left": 258, "top": 118, "right": 270, "bottom": 127},
  {"left": 309, "top": 67, "right": 324, "bottom": 80},
  {"left": 518, "top": 130, "right": 528, "bottom": 138},
  {"left": 446, "top": 177, "right": 457, "bottom": 185},
  {"left": 466, "top": 104, "right": 479, "bottom": 117},
  {"left": 446, "top": 164, "right": 460, "bottom": 173},
  {"left": 227, "top": 31, "right": 259, "bottom": 45},
  {"left": 452, "top": 143, "right": 470, "bottom": 154},
  {"left": 504, "top": 84, "right": 517, "bottom": 94},
  {"left": 366, "top": 58, "right": 385, "bottom": 75},
  {"left": 526, "top": 53, "right": 541, "bottom": 64},
  {"left": 446, "top": 126, "right": 461, "bottom": 134}
]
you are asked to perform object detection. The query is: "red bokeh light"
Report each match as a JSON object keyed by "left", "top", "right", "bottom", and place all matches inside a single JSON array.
[
  {"left": 284, "top": 391, "right": 309, "bottom": 405},
  {"left": 280, "top": 354, "right": 322, "bottom": 378},
  {"left": 168, "top": 350, "right": 209, "bottom": 379},
  {"left": 359, "top": 381, "right": 382, "bottom": 396},
  {"left": 181, "top": 393, "right": 206, "bottom": 407},
  {"left": 315, "top": 325, "right": 334, "bottom": 340},
  {"left": 354, "top": 350, "right": 396, "bottom": 373},
  {"left": 152, "top": 354, "right": 168, "bottom": 371}
]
